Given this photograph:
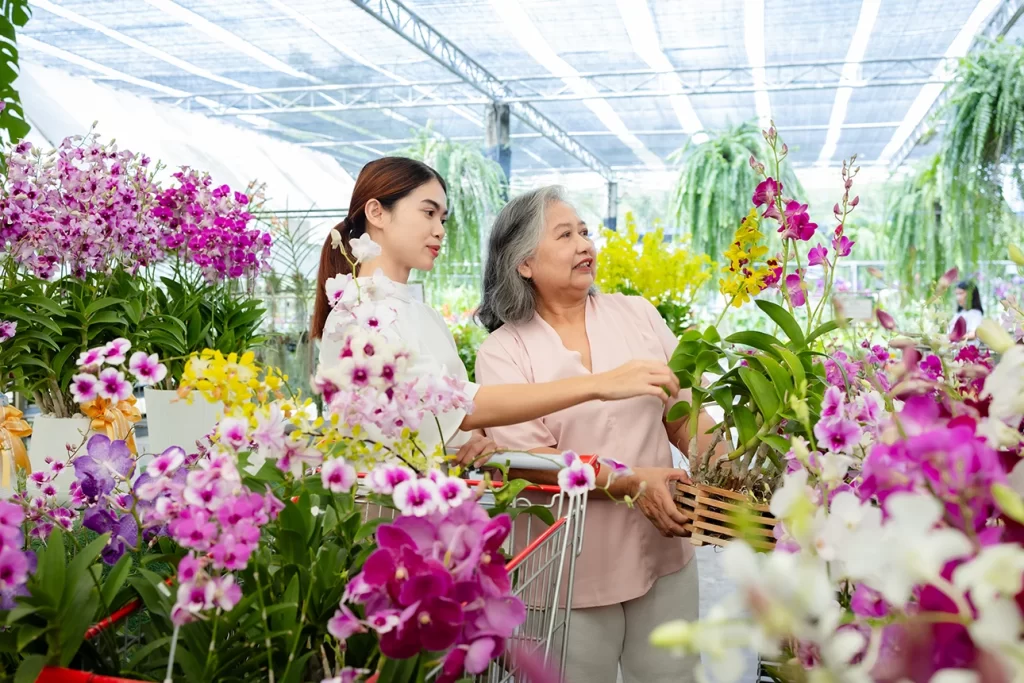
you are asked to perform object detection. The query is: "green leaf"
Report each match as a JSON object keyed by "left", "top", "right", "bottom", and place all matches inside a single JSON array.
[
  {"left": 739, "top": 367, "right": 780, "bottom": 419},
  {"left": 757, "top": 355, "right": 794, "bottom": 397},
  {"left": 14, "top": 655, "right": 45, "bottom": 683},
  {"left": 702, "top": 325, "right": 721, "bottom": 343},
  {"left": 355, "top": 518, "right": 385, "bottom": 544},
  {"left": 755, "top": 300, "right": 806, "bottom": 348},
  {"left": 666, "top": 400, "right": 690, "bottom": 423},
  {"left": 760, "top": 434, "right": 791, "bottom": 454},
  {"left": 59, "top": 581, "right": 100, "bottom": 666},
  {"left": 710, "top": 386, "right": 734, "bottom": 411},
  {"left": 774, "top": 345, "right": 807, "bottom": 392},
  {"left": 15, "top": 624, "right": 44, "bottom": 651},
  {"left": 62, "top": 532, "right": 109, "bottom": 608},
  {"left": 508, "top": 504, "right": 556, "bottom": 526},
  {"left": 493, "top": 478, "right": 530, "bottom": 511},
  {"left": 724, "top": 331, "right": 783, "bottom": 357},
  {"left": 24, "top": 295, "right": 64, "bottom": 317},
  {"left": 732, "top": 404, "right": 757, "bottom": 446},
  {"left": 379, "top": 653, "right": 421, "bottom": 683},
  {"left": 807, "top": 320, "right": 843, "bottom": 345},
  {"left": 693, "top": 350, "right": 722, "bottom": 381},
  {"left": 84, "top": 297, "right": 125, "bottom": 319},
  {"left": 101, "top": 553, "right": 133, "bottom": 608},
  {"left": 37, "top": 530, "right": 66, "bottom": 607},
  {"left": 272, "top": 574, "right": 300, "bottom": 634},
  {"left": 279, "top": 495, "right": 314, "bottom": 543}
]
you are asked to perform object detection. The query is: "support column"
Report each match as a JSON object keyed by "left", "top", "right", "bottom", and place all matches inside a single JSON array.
[
  {"left": 605, "top": 181, "right": 619, "bottom": 230},
  {"left": 485, "top": 103, "right": 511, "bottom": 199}
]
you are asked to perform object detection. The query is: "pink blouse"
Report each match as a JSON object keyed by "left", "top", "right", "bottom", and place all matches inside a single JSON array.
[{"left": 475, "top": 293, "right": 694, "bottom": 609}]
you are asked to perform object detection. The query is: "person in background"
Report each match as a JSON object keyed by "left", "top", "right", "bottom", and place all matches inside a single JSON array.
[
  {"left": 951, "top": 280, "right": 984, "bottom": 340},
  {"left": 311, "top": 157, "right": 683, "bottom": 466},
  {"left": 475, "top": 186, "right": 724, "bottom": 683}
]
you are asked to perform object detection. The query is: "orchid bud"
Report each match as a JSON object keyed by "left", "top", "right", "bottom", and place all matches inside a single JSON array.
[
  {"left": 1009, "top": 244, "right": 1024, "bottom": 267},
  {"left": 850, "top": 195, "right": 859, "bottom": 207},
  {"left": 937, "top": 266, "right": 958, "bottom": 294},
  {"left": 875, "top": 308, "right": 897, "bottom": 330},
  {"left": 991, "top": 482, "right": 1024, "bottom": 523},
  {"left": 976, "top": 318, "right": 1015, "bottom": 354},
  {"left": 845, "top": 178, "right": 853, "bottom": 190},
  {"left": 330, "top": 229, "right": 343, "bottom": 249},
  {"left": 790, "top": 436, "right": 810, "bottom": 465},
  {"left": 781, "top": 143, "right": 788, "bottom": 156},
  {"left": 833, "top": 203, "right": 841, "bottom": 216},
  {"left": 749, "top": 154, "right": 758, "bottom": 170},
  {"left": 949, "top": 315, "right": 967, "bottom": 342}
]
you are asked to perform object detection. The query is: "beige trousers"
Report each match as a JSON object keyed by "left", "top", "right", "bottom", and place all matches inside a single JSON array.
[{"left": 562, "top": 559, "right": 700, "bottom": 683}]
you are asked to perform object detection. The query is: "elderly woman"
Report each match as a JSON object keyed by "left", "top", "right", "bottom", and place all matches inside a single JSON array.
[{"left": 475, "top": 186, "right": 719, "bottom": 683}]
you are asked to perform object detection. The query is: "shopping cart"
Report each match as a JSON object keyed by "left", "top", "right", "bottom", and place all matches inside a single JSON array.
[{"left": 356, "top": 476, "right": 589, "bottom": 683}]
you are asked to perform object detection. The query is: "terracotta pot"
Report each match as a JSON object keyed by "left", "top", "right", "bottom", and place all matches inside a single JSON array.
[{"left": 674, "top": 482, "right": 775, "bottom": 550}]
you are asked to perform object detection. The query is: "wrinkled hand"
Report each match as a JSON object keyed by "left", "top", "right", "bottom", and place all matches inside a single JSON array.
[
  {"left": 593, "top": 360, "right": 681, "bottom": 405},
  {"left": 629, "top": 467, "right": 692, "bottom": 537},
  {"left": 453, "top": 431, "right": 499, "bottom": 468}
]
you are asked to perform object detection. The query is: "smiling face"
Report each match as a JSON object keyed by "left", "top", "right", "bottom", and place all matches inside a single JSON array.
[
  {"left": 517, "top": 200, "right": 595, "bottom": 301},
  {"left": 365, "top": 178, "right": 448, "bottom": 275}
]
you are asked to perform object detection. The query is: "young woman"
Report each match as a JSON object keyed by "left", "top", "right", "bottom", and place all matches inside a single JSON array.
[
  {"left": 311, "top": 157, "right": 681, "bottom": 465},
  {"left": 951, "top": 280, "right": 984, "bottom": 341}
]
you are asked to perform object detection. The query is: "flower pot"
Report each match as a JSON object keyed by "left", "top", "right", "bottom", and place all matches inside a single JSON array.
[
  {"left": 674, "top": 483, "right": 776, "bottom": 550},
  {"left": 143, "top": 388, "right": 222, "bottom": 455},
  {"left": 23, "top": 415, "right": 96, "bottom": 499}
]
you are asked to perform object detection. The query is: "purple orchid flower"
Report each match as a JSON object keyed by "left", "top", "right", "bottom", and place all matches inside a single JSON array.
[{"left": 74, "top": 434, "right": 134, "bottom": 499}]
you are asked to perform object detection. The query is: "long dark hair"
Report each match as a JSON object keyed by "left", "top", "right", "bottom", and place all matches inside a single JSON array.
[
  {"left": 311, "top": 157, "right": 446, "bottom": 339},
  {"left": 957, "top": 280, "right": 983, "bottom": 314}
]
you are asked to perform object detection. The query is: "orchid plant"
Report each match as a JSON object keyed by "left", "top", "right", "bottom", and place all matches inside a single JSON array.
[
  {"left": 650, "top": 307, "right": 1024, "bottom": 683},
  {"left": 0, "top": 130, "right": 272, "bottom": 417},
  {"left": 668, "top": 124, "right": 859, "bottom": 497}
]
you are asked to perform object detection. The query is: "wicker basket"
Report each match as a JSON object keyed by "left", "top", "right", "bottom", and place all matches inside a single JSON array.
[{"left": 674, "top": 483, "right": 776, "bottom": 550}]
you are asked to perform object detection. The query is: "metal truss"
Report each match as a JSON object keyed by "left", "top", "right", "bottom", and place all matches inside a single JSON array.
[
  {"left": 154, "top": 55, "right": 954, "bottom": 117},
  {"left": 349, "top": 0, "right": 614, "bottom": 179},
  {"left": 887, "top": 0, "right": 1024, "bottom": 171}
]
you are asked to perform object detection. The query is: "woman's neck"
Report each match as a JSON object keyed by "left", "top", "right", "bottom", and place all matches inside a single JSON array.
[
  {"left": 535, "top": 293, "right": 588, "bottom": 327},
  {"left": 357, "top": 254, "right": 410, "bottom": 284}
]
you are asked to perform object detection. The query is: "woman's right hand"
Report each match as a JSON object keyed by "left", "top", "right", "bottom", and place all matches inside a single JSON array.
[
  {"left": 592, "top": 360, "right": 681, "bottom": 404},
  {"left": 626, "top": 467, "right": 692, "bottom": 537}
]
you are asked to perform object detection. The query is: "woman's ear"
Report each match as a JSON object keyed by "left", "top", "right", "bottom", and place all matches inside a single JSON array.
[
  {"left": 517, "top": 261, "right": 532, "bottom": 280},
  {"left": 364, "top": 198, "right": 385, "bottom": 228}
]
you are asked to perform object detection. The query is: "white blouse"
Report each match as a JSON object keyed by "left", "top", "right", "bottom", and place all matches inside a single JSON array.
[{"left": 317, "top": 273, "right": 480, "bottom": 450}]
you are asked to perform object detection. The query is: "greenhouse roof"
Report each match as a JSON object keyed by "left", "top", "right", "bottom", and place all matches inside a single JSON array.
[{"left": 20, "top": 0, "right": 1024, "bottom": 180}]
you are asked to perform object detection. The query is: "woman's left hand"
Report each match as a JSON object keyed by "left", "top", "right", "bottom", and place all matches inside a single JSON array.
[{"left": 453, "top": 431, "right": 499, "bottom": 467}]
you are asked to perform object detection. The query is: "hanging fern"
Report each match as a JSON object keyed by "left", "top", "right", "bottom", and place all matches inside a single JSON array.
[
  {"left": 885, "top": 154, "right": 1019, "bottom": 297},
  {"left": 940, "top": 39, "right": 1024, "bottom": 194},
  {"left": 669, "top": 122, "right": 802, "bottom": 261},
  {"left": 401, "top": 129, "right": 507, "bottom": 301},
  {"left": 0, "top": 0, "right": 30, "bottom": 151}
]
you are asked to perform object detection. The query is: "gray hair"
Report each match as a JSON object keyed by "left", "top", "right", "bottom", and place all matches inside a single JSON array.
[{"left": 478, "top": 186, "right": 581, "bottom": 332}]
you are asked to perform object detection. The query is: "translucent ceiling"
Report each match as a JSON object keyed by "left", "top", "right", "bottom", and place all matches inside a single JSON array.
[{"left": 18, "top": 0, "right": 1024, "bottom": 182}]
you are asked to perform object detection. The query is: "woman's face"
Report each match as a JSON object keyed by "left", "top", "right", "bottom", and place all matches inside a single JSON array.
[
  {"left": 518, "top": 200, "right": 595, "bottom": 300},
  {"left": 956, "top": 287, "right": 967, "bottom": 307},
  {"left": 367, "top": 179, "right": 447, "bottom": 272}
]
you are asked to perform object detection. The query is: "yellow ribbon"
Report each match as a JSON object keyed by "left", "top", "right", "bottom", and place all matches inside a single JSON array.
[
  {"left": 80, "top": 396, "right": 141, "bottom": 455},
  {"left": 0, "top": 406, "right": 32, "bottom": 489}
]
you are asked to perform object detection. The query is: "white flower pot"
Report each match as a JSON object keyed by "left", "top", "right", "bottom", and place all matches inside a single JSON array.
[
  {"left": 143, "top": 389, "right": 223, "bottom": 456},
  {"left": 21, "top": 415, "right": 96, "bottom": 500}
]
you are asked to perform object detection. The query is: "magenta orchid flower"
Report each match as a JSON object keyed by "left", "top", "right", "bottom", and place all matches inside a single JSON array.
[
  {"left": 97, "top": 367, "right": 132, "bottom": 402},
  {"left": 128, "top": 351, "right": 167, "bottom": 385},
  {"left": 785, "top": 273, "right": 807, "bottom": 307},
  {"left": 821, "top": 386, "right": 846, "bottom": 421},
  {"left": 833, "top": 234, "right": 854, "bottom": 257},
  {"left": 217, "top": 417, "right": 249, "bottom": 451},
  {"left": 780, "top": 201, "right": 818, "bottom": 241},
  {"left": 103, "top": 338, "right": 131, "bottom": 365},
  {"left": 321, "top": 458, "right": 357, "bottom": 494},
  {"left": 147, "top": 446, "right": 186, "bottom": 478},
  {"left": 752, "top": 178, "right": 781, "bottom": 207},
  {"left": 807, "top": 244, "right": 829, "bottom": 267},
  {"left": 557, "top": 459, "right": 596, "bottom": 497},
  {"left": 366, "top": 464, "right": 415, "bottom": 495},
  {"left": 0, "top": 320, "right": 15, "bottom": 343},
  {"left": 813, "top": 418, "right": 862, "bottom": 454},
  {"left": 393, "top": 478, "right": 443, "bottom": 517},
  {"left": 77, "top": 347, "right": 106, "bottom": 368},
  {"left": 70, "top": 373, "right": 100, "bottom": 403}
]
